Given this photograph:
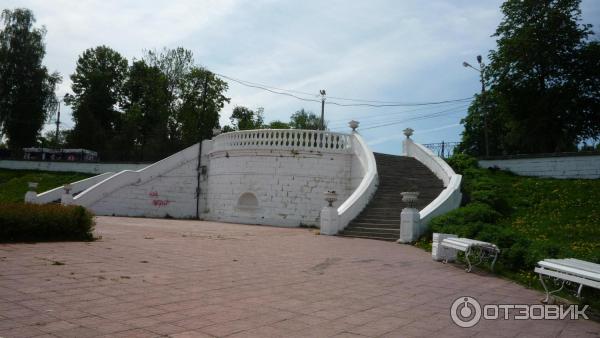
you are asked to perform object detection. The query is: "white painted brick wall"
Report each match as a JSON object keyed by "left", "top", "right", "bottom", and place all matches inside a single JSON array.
[
  {"left": 479, "top": 155, "right": 600, "bottom": 179},
  {"left": 203, "top": 149, "right": 353, "bottom": 227},
  {"left": 83, "top": 140, "right": 357, "bottom": 226},
  {"left": 89, "top": 159, "right": 198, "bottom": 218}
]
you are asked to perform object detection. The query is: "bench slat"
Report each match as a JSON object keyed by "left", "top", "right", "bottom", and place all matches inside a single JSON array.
[
  {"left": 539, "top": 260, "right": 600, "bottom": 276},
  {"left": 561, "top": 259, "right": 600, "bottom": 273},
  {"left": 441, "top": 238, "right": 499, "bottom": 252},
  {"left": 538, "top": 261, "right": 600, "bottom": 282},
  {"left": 535, "top": 267, "right": 600, "bottom": 289}
]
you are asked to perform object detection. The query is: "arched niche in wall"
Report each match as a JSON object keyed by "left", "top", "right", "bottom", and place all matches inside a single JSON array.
[{"left": 236, "top": 192, "right": 259, "bottom": 212}]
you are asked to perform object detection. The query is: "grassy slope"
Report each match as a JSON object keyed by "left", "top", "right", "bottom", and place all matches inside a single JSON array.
[
  {"left": 501, "top": 176, "right": 599, "bottom": 263},
  {"left": 419, "top": 157, "right": 600, "bottom": 306},
  {"left": 0, "top": 169, "right": 93, "bottom": 203}
]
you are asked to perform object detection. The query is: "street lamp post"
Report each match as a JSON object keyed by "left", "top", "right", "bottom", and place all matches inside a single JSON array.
[
  {"left": 319, "top": 89, "right": 326, "bottom": 130},
  {"left": 463, "top": 55, "right": 489, "bottom": 157}
]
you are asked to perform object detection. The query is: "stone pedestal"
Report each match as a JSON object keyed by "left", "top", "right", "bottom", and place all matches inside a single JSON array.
[
  {"left": 24, "top": 191, "right": 37, "bottom": 203},
  {"left": 24, "top": 182, "right": 38, "bottom": 203},
  {"left": 61, "top": 194, "right": 74, "bottom": 205},
  {"left": 398, "top": 207, "right": 420, "bottom": 243},
  {"left": 61, "top": 183, "right": 74, "bottom": 205},
  {"left": 320, "top": 206, "right": 339, "bottom": 235},
  {"left": 432, "top": 233, "right": 458, "bottom": 261}
]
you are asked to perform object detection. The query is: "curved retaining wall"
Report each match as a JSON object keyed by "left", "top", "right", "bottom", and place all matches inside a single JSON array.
[
  {"left": 201, "top": 129, "right": 356, "bottom": 227},
  {"left": 404, "top": 138, "right": 462, "bottom": 229}
]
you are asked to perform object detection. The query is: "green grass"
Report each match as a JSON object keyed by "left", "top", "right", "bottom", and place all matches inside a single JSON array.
[
  {"left": 418, "top": 154, "right": 600, "bottom": 307},
  {"left": 0, "top": 168, "right": 93, "bottom": 203}
]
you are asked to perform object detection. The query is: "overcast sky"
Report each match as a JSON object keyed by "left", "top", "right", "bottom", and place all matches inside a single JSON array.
[{"left": 4, "top": 0, "right": 600, "bottom": 154}]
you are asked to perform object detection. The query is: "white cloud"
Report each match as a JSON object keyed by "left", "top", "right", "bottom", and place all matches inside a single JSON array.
[{"left": 3, "top": 0, "right": 598, "bottom": 154}]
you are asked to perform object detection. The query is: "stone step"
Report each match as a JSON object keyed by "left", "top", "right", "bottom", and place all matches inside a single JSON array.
[
  {"left": 348, "top": 221, "right": 399, "bottom": 228},
  {"left": 338, "top": 231, "right": 399, "bottom": 241},
  {"left": 339, "top": 152, "right": 444, "bottom": 242},
  {"left": 350, "top": 217, "right": 400, "bottom": 223},
  {"left": 343, "top": 226, "right": 399, "bottom": 233}
]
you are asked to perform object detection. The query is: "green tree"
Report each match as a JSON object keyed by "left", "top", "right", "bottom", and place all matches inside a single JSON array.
[
  {"left": 266, "top": 120, "right": 290, "bottom": 129},
  {"left": 66, "top": 46, "right": 128, "bottom": 159},
  {"left": 178, "top": 67, "right": 229, "bottom": 146},
  {"left": 122, "top": 60, "right": 170, "bottom": 161},
  {"left": 461, "top": 0, "right": 599, "bottom": 155},
  {"left": 144, "top": 48, "right": 229, "bottom": 150},
  {"left": 458, "top": 92, "right": 509, "bottom": 156},
  {"left": 289, "top": 108, "right": 322, "bottom": 130},
  {"left": 229, "top": 106, "right": 264, "bottom": 130},
  {"left": 0, "top": 8, "right": 61, "bottom": 154},
  {"left": 40, "top": 129, "right": 70, "bottom": 148}
]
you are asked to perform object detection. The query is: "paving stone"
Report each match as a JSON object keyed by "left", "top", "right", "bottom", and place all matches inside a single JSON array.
[{"left": 0, "top": 216, "right": 598, "bottom": 338}]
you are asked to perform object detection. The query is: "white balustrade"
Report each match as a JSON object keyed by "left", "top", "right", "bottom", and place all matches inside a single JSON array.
[
  {"left": 212, "top": 129, "right": 352, "bottom": 154},
  {"left": 403, "top": 137, "right": 463, "bottom": 227}
]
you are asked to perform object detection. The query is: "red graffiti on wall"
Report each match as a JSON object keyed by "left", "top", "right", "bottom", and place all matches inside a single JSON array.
[
  {"left": 148, "top": 191, "right": 170, "bottom": 207},
  {"left": 152, "top": 199, "right": 171, "bottom": 207}
]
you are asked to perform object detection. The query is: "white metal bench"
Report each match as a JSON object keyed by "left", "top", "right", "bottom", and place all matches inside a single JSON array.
[
  {"left": 441, "top": 237, "right": 500, "bottom": 272},
  {"left": 534, "top": 258, "right": 600, "bottom": 303}
]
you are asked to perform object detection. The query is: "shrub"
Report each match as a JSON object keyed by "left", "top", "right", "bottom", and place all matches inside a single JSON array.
[
  {"left": 447, "top": 153, "right": 478, "bottom": 174},
  {"left": 0, "top": 203, "right": 95, "bottom": 242},
  {"left": 429, "top": 202, "right": 502, "bottom": 234}
]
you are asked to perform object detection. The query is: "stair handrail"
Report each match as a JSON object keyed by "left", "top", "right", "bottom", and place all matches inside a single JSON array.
[
  {"left": 73, "top": 143, "right": 199, "bottom": 207},
  {"left": 336, "top": 132, "right": 379, "bottom": 230},
  {"left": 31, "top": 172, "right": 115, "bottom": 204},
  {"left": 404, "top": 138, "right": 462, "bottom": 226}
]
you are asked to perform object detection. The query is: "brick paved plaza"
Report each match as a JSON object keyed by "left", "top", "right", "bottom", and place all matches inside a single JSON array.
[{"left": 0, "top": 217, "right": 598, "bottom": 337}]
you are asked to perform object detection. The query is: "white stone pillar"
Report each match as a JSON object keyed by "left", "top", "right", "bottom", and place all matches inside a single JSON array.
[
  {"left": 398, "top": 207, "right": 420, "bottom": 243},
  {"left": 320, "top": 191, "right": 339, "bottom": 235},
  {"left": 320, "top": 206, "right": 339, "bottom": 235},
  {"left": 61, "top": 194, "right": 74, "bottom": 205},
  {"left": 402, "top": 128, "right": 414, "bottom": 156},
  {"left": 24, "top": 182, "right": 38, "bottom": 203},
  {"left": 61, "top": 183, "right": 74, "bottom": 205},
  {"left": 397, "top": 191, "right": 420, "bottom": 243}
]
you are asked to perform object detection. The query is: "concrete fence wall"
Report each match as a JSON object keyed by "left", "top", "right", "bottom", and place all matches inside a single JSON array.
[
  {"left": 479, "top": 154, "right": 600, "bottom": 179},
  {"left": 0, "top": 160, "right": 149, "bottom": 174}
]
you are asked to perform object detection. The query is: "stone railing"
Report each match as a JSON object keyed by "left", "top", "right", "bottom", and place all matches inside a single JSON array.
[
  {"left": 336, "top": 132, "right": 378, "bottom": 230},
  {"left": 320, "top": 131, "right": 378, "bottom": 235},
  {"left": 26, "top": 172, "right": 115, "bottom": 204},
  {"left": 403, "top": 137, "right": 462, "bottom": 227},
  {"left": 72, "top": 143, "right": 199, "bottom": 207},
  {"left": 212, "top": 129, "right": 352, "bottom": 154}
]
